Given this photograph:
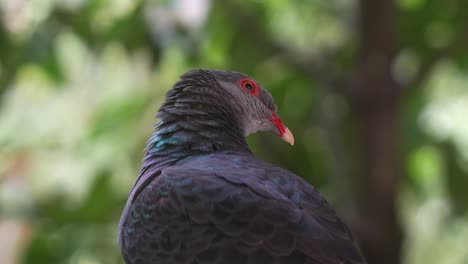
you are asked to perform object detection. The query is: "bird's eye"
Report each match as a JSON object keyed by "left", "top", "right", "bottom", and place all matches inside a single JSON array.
[{"left": 239, "top": 78, "right": 259, "bottom": 96}]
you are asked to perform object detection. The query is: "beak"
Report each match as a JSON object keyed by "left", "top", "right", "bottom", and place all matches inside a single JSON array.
[
  {"left": 281, "top": 127, "right": 295, "bottom": 145},
  {"left": 269, "top": 113, "right": 295, "bottom": 146}
]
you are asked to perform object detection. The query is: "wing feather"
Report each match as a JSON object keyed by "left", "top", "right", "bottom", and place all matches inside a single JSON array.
[{"left": 119, "top": 152, "right": 366, "bottom": 264}]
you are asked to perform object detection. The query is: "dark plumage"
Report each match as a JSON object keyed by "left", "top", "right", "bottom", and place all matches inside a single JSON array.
[{"left": 119, "top": 69, "right": 366, "bottom": 264}]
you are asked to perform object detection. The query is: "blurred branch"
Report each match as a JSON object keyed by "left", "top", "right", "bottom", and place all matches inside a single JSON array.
[
  {"left": 405, "top": 25, "right": 468, "bottom": 90},
  {"left": 352, "top": 0, "right": 402, "bottom": 263}
]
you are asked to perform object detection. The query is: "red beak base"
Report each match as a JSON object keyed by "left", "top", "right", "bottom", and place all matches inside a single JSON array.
[{"left": 269, "top": 113, "right": 294, "bottom": 145}]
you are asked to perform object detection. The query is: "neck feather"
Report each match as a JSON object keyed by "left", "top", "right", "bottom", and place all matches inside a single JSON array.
[{"left": 143, "top": 77, "right": 250, "bottom": 169}]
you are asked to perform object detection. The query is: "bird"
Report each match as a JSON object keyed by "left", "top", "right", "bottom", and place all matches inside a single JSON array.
[{"left": 118, "top": 69, "right": 366, "bottom": 264}]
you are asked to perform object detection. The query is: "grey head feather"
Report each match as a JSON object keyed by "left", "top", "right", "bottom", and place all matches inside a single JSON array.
[{"left": 160, "top": 69, "right": 279, "bottom": 136}]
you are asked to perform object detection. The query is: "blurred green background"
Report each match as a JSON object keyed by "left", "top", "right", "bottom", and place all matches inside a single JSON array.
[{"left": 1, "top": 0, "right": 468, "bottom": 263}]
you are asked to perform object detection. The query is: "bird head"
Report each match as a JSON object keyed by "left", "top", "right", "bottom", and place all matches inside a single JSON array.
[{"left": 178, "top": 69, "right": 294, "bottom": 145}]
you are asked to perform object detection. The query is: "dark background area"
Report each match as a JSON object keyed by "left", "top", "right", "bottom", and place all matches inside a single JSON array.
[{"left": 1, "top": 0, "right": 468, "bottom": 263}]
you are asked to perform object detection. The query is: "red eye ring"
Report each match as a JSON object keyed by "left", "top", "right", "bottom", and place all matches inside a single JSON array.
[{"left": 239, "top": 78, "right": 259, "bottom": 97}]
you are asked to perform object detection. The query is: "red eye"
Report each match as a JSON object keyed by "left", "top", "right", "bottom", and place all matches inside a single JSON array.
[{"left": 239, "top": 78, "right": 259, "bottom": 96}]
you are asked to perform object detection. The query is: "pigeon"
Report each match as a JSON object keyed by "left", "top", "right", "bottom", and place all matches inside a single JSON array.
[{"left": 119, "top": 69, "right": 366, "bottom": 264}]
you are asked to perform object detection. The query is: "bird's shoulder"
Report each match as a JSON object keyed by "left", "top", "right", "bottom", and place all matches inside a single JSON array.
[
  {"left": 172, "top": 152, "right": 335, "bottom": 213},
  {"left": 165, "top": 151, "right": 352, "bottom": 236},
  {"left": 159, "top": 151, "right": 364, "bottom": 262}
]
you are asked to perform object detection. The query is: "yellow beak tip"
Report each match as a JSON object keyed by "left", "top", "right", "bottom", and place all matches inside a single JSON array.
[{"left": 281, "top": 127, "right": 295, "bottom": 146}]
